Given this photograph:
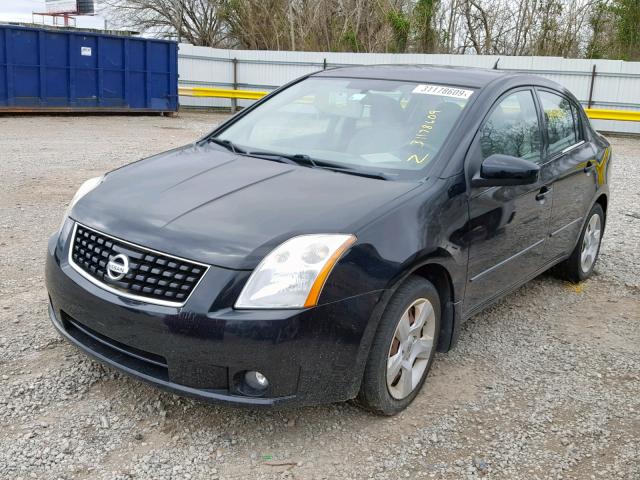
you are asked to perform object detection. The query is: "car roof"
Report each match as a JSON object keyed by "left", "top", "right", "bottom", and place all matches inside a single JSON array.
[{"left": 312, "top": 64, "right": 541, "bottom": 90}]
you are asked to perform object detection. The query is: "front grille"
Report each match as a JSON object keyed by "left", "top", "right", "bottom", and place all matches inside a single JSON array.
[{"left": 70, "top": 223, "right": 207, "bottom": 305}]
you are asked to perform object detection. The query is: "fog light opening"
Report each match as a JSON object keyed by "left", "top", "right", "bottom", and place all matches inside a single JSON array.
[
  {"left": 245, "top": 370, "right": 269, "bottom": 391},
  {"left": 234, "top": 370, "right": 270, "bottom": 397}
]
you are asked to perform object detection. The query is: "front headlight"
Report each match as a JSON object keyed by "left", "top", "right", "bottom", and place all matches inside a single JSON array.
[
  {"left": 58, "top": 176, "right": 103, "bottom": 233},
  {"left": 235, "top": 234, "right": 356, "bottom": 309},
  {"left": 67, "top": 176, "right": 103, "bottom": 213}
]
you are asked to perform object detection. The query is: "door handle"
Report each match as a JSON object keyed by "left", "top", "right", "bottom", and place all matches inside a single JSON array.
[
  {"left": 584, "top": 161, "right": 595, "bottom": 174},
  {"left": 535, "top": 186, "right": 551, "bottom": 202}
]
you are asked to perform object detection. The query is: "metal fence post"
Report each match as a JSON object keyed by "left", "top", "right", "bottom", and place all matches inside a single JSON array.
[
  {"left": 323, "top": 58, "right": 327, "bottom": 70},
  {"left": 231, "top": 57, "right": 238, "bottom": 113},
  {"left": 588, "top": 64, "right": 597, "bottom": 109}
]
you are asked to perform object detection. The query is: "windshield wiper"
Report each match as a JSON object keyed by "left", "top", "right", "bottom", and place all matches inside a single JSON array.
[
  {"left": 244, "top": 151, "right": 317, "bottom": 167},
  {"left": 208, "top": 137, "right": 245, "bottom": 154},
  {"left": 249, "top": 151, "right": 390, "bottom": 180},
  {"left": 316, "top": 165, "right": 390, "bottom": 181},
  {"left": 228, "top": 147, "right": 389, "bottom": 180}
]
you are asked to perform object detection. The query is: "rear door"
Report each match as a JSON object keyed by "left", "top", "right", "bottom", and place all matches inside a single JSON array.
[
  {"left": 536, "top": 89, "right": 598, "bottom": 262},
  {"left": 464, "top": 88, "right": 553, "bottom": 314}
]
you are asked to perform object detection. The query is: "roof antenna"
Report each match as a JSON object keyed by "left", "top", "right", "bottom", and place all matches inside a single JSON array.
[{"left": 493, "top": 58, "right": 500, "bottom": 70}]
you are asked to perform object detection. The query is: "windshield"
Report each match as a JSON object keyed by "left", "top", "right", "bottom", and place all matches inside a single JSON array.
[{"left": 216, "top": 77, "right": 474, "bottom": 180}]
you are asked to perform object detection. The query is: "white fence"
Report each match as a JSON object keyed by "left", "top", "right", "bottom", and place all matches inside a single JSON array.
[{"left": 178, "top": 44, "right": 640, "bottom": 134}]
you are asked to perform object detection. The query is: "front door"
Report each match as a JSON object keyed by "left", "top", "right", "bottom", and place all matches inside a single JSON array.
[
  {"left": 464, "top": 89, "right": 552, "bottom": 315},
  {"left": 536, "top": 89, "right": 599, "bottom": 262}
]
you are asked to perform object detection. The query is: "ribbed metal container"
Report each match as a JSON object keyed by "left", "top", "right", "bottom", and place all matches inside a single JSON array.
[{"left": 0, "top": 24, "right": 179, "bottom": 113}]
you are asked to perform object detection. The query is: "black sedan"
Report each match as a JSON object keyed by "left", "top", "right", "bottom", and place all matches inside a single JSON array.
[{"left": 46, "top": 65, "right": 611, "bottom": 415}]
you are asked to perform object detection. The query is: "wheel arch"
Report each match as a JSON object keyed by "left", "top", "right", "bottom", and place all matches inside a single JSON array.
[
  {"left": 595, "top": 193, "right": 608, "bottom": 230},
  {"left": 379, "top": 256, "right": 459, "bottom": 353},
  {"left": 410, "top": 263, "right": 457, "bottom": 353},
  {"left": 352, "top": 259, "right": 459, "bottom": 407},
  {"left": 351, "top": 252, "right": 463, "bottom": 399}
]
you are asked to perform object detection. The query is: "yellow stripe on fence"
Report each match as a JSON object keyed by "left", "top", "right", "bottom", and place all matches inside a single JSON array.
[
  {"left": 179, "top": 87, "right": 267, "bottom": 100},
  {"left": 584, "top": 108, "right": 640, "bottom": 122},
  {"left": 179, "top": 87, "right": 640, "bottom": 122}
]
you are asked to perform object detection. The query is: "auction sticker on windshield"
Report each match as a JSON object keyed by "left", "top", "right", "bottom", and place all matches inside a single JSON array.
[{"left": 412, "top": 84, "right": 474, "bottom": 99}]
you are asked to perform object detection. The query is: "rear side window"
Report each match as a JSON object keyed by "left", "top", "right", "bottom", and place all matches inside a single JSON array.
[
  {"left": 480, "top": 90, "right": 542, "bottom": 162},
  {"left": 570, "top": 102, "right": 584, "bottom": 141},
  {"left": 538, "top": 91, "right": 578, "bottom": 156}
]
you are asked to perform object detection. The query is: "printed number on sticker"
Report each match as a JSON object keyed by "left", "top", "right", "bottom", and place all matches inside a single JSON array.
[{"left": 412, "top": 84, "right": 473, "bottom": 99}]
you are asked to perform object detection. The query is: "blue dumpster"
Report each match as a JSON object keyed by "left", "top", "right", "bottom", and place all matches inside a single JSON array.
[{"left": 0, "top": 24, "right": 178, "bottom": 113}]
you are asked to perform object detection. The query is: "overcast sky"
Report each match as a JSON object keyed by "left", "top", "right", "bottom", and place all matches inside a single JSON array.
[{"left": 0, "top": 0, "right": 105, "bottom": 28}]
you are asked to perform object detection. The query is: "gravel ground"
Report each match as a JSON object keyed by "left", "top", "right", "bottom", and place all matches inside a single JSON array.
[{"left": 0, "top": 112, "right": 638, "bottom": 480}]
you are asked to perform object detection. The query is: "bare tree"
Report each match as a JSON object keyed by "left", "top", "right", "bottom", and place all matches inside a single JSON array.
[
  {"left": 223, "top": 0, "right": 409, "bottom": 52},
  {"left": 103, "top": 0, "right": 230, "bottom": 47},
  {"left": 103, "top": 0, "right": 638, "bottom": 59},
  {"left": 462, "top": 0, "right": 499, "bottom": 54}
]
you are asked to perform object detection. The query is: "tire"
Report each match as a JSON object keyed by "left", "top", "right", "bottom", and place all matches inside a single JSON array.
[
  {"left": 555, "top": 203, "right": 604, "bottom": 283},
  {"left": 356, "top": 275, "right": 441, "bottom": 415}
]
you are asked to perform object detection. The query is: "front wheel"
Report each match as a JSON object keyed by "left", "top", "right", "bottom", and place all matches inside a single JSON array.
[
  {"left": 556, "top": 203, "right": 604, "bottom": 283},
  {"left": 356, "top": 276, "right": 440, "bottom": 415}
]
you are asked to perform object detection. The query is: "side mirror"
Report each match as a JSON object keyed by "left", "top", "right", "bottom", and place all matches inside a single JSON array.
[{"left": 472, "top": 154, "right": 540, "bottom": 188}]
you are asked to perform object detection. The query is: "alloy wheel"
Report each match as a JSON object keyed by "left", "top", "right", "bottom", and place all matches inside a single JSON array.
[
  {"left": 386, "top": 298, "right": 436, "bottom": 400},
  {"left": 580, "top": 213, "right": 602, "bottom": 273}
]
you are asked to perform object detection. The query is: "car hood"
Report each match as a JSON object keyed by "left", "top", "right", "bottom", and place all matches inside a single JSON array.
[{"left": 72, "top": 144, "right": 418, "bottom": 270}]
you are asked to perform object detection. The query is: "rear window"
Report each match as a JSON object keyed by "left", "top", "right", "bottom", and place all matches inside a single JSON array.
[{"left": 217, "top": 77, "right": 474, "bottom": 180}]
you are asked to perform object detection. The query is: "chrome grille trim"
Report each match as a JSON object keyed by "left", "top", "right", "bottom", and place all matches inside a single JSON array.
[{"left": 67, "top": 222, "right": 209, "bottom": 308}]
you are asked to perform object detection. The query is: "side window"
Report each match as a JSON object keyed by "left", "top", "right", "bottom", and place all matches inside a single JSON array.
[
  {"left": 538, "top": 91, "right": 578, "bottom": 156},
  {"left": 480, "top": 90, "right": 542, "bottom": 162}
]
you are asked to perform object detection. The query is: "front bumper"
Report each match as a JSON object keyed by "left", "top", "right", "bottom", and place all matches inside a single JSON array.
[{"left": 45, "top": 224, "right": 384, "bottom": 407}]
